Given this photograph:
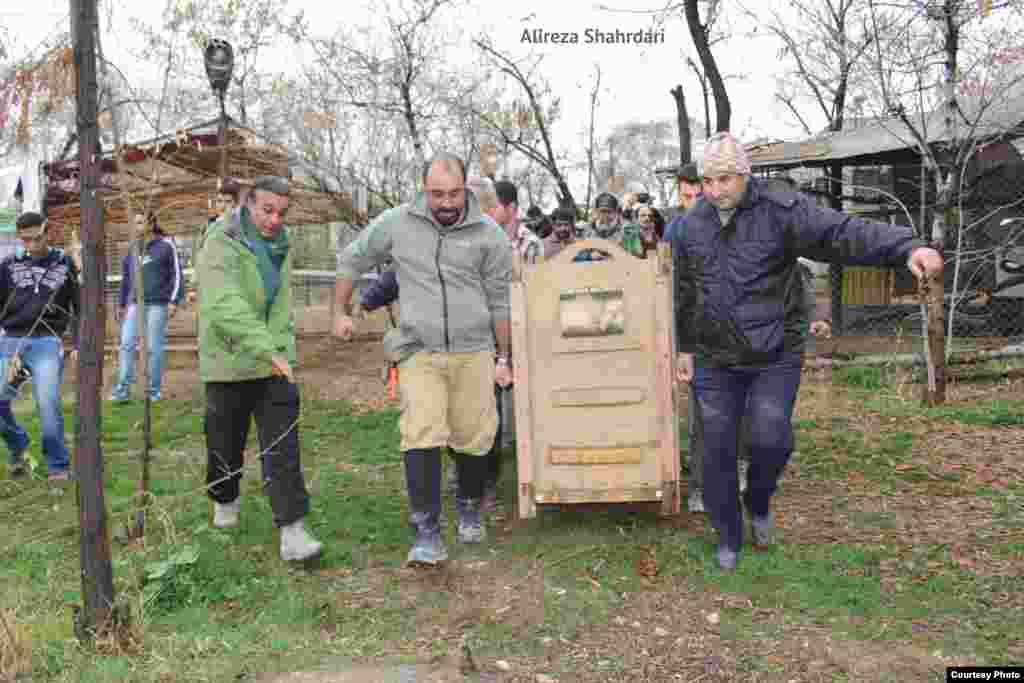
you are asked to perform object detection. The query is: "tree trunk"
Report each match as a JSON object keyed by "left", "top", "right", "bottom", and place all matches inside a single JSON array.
[
  {"left": 920, "top": 273, "right": 947, "bottom": 405},
  {"left": 400, "top": 82, "right": 425, "bottom": 168},
  {"left": 827, "top": 162, "right": 844, "bottom": 336},
  {"left": 921, "top": 0, "right": 958, "bottom": 403},
  {"left": 684, "top": 0, "right": 730, "bottom": 132},
  {"left": 670, "top": 85, "right": 692, "bottom": 165},
  {"left": 71, "top": 0, "right": 116, "bottom": 642},
  {"left": 586, "top": 67, "right": 601, "bottom": 212}
]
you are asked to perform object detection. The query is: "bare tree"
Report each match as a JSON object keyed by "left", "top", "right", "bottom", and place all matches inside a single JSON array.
[
  {"left": 599, "top": 119, "right": 683, "bottom": 205},
  {"left": 474, "top": 37, "right": 574, "bottom": 206},
  {"left": 866, "top": 0, "right": 1023, "bottom": 241},
  {"left": 131, "top": 0, "right": 305, "bottom": 127},
  {"left": 670, "top": 84, "right": 692, "bottom": 167},
  {"left": 747, "top": 0, "right": 880, "bottom": 342},
  {"left": 509, "top": 156, "right": 554, "bottom": 208},
  {"left": 287, "top": 0, "right": 488, "bottom": 212},
  {"left": 0, "top": 32, "right": 80, "bottom": 202},
  {"left": 684, "top": 0, "right": 731, "bottom": 132},
  {"left": 300, "top": 0, "right": 461, "bottom": 171},
  {"left": 753, "top": 0, "right": 876, "bottom": 139},
  {"left": 862, "top": 0, "right": 1024, "bottom": 401},
  {"left": 585, "top": 65, "right": 602, "bottom": 212}
]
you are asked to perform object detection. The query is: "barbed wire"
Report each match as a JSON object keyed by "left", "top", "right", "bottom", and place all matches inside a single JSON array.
[{"left": 0, "top": 406, "right": 306, "bottom": 558}]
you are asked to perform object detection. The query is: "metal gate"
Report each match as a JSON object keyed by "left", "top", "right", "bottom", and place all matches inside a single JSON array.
[{"left": 510, "top": 239, "right": 680, "bottom": 519}]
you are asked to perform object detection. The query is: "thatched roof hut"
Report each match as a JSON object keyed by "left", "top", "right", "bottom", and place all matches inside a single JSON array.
[{"left": 41, "top": 118, "right": 353, "bottom": 273}]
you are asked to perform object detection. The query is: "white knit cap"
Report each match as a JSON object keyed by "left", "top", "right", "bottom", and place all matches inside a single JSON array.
[{"left": 702, "top": 132, "right": 751, "bottom": 176}]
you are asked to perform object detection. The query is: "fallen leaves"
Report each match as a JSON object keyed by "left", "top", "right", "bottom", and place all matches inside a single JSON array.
[{"left": 634, "top": 545, "right": 658, "bottom": 579}]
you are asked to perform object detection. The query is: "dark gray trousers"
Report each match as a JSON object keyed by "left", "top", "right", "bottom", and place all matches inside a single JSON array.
[
  {"left": 687, "top": 386, "right": 752, "bottom": 492},
  {"left": 205, "top": 376, "right": 310, "bottom": 527}
]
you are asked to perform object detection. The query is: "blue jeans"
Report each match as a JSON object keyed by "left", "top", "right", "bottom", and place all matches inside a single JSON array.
[
  {"left": 0, "top": 335, "right": 71, "bottom": 474},
  {"left": 111, "top": 304, "right": 170, "bottom": 400},
  {"left": 694, "top": 352, "right": 804, "bottom": 552}
]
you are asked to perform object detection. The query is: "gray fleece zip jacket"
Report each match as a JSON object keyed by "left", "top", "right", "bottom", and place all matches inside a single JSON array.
[{"left": 337, "top": 190, "right": 512, "bottom": 362}]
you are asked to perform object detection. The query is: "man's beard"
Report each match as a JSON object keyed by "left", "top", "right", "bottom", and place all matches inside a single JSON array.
[
  {"left": 593, "top": 221, "right": 620, "bottom": 238},
  {"left": 554, "top": 228, "right": 573, "bottom": 242},
  {"left": 433, "top": 207, "right": 461, "bottom": 226}
]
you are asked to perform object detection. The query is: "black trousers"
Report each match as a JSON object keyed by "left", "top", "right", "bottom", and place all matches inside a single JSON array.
[
  {"left": 205, "top": 376, "right": 310, "bottom": 527},
  {"left": 486, "top": 384, "right": 508, "bottom": 487}
]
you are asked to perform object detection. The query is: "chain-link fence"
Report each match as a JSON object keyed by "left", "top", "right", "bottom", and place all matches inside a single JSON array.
[
  {"left": 662, "top": 162, "right": 1024, "bottom": 359},
  {"left": 819, "top": 160, "right": 1024, "bottom": 357}
]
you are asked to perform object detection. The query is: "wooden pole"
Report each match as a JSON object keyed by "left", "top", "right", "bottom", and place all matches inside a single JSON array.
[
  {"left": 919, "top": 273, "right": 947, "bottom": 405},
  {"left": 130, "top": 224, "right": 152, "bottom": 538},
  {"left": 70, "top": 0, "right": 116, "bottom": 640}
]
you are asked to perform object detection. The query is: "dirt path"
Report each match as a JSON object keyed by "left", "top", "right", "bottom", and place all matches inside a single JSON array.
[{"left": 137, "top": 338, "right": 1022, "bottom": 682}]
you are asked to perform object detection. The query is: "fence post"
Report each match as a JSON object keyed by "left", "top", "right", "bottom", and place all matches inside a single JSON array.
[
  {"left": 919, "top": 273, "right": 947, "bottom": 405},
  {"left": 71, "top": 0, "right": 117, "bottom": 640}
]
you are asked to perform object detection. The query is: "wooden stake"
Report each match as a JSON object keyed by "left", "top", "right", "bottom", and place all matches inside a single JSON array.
[{"left": 919, "top": 274, "right": 947, "bottom": 405}]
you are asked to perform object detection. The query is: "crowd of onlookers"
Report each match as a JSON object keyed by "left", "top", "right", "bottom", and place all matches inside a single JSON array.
[{"left": 2, "top": 133, "right": 944, "bottom": 573}]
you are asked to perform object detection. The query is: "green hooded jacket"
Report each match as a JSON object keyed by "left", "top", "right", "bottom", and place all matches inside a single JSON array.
[{"left": 197, "top": 207, "right": 296, "bottom": 382}]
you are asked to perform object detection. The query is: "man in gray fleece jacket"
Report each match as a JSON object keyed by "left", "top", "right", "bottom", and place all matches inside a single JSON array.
[{"left": 334, "top": 154, "right": 513, "bottom": 566}]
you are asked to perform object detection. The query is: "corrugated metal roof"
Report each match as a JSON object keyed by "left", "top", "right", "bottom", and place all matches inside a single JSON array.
[{"left": 748, "top": 90, "right": 1024, "bottom": 168}]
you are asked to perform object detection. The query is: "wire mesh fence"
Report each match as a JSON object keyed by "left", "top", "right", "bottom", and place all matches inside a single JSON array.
[{"left": 99, "top": 221, "right": 395, "bottom": 346}]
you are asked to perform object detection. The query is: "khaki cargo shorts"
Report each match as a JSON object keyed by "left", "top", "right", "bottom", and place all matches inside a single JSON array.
[{"left": 398, "top": 350, "right": 498, "bottom": 455}]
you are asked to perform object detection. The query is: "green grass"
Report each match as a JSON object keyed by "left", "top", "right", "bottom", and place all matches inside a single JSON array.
[
  {"left": 794, "top": 422, "right": 927, "bottom": 487},
  {"left": 2, "top": 380, "right": 1022, "bottom": 681},
  {"left": 835, "top": 366, "right": 892, "bottom": 390},
  {"left": 871, "top": 397, "right": 1024, "bottom": 425},
  {"left": 0, "top": 395, "right": 416, "bottom": 681}
]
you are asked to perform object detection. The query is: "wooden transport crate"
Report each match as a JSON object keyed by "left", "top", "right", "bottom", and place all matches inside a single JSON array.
[{"left": 510, "top": 240, "right": 681, "bottom": 519}]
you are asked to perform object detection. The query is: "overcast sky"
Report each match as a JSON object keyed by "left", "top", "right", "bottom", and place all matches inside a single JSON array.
[{"left": 2, "top": 0, "right": 817, "bottom": 144}]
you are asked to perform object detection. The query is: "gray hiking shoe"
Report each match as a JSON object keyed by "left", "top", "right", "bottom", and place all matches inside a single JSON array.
[
  {"left": 456, "top": 498, "right": 486, "bottom": 544},
  {"left": 751, "top": 513, "right": 775, "bottom": 550},
  {"left": 687, "top": 487, "right": 706, "bottom": 513},
  {"left": 717, "top": 546, "right": 738, "bottom": 571},
  {"left": 407, "top": 512, "right": 448, "bottom": 566},
  {"left": 213, "top": 499, "right": 240, "bottom": 528},
  {"left": 280, "top": 519, "right": 323, "bottom": 563}
]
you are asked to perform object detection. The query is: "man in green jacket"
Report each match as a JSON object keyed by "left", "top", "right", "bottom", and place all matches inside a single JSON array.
[
  {"left": 197, "top": 175, "right": 322, "bottom": 564},
  {"left": 334, "top": 153, "right": 513, "bottom": 567}
]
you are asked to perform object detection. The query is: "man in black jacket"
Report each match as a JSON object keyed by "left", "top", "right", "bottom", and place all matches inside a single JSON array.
[
  {"left": 0, "top": 212, "right": 79, "bottom": 482},
  {"left": 110, "top": 212, "right": 184, "bottom": 402},
  {"left": 672, "top": 132, "right": 943, "bottom": 571}
]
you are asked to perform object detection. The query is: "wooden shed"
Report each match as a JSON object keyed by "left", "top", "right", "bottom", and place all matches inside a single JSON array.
[{"left": 41, "top": 118, "right": 353, "bottom": 276}]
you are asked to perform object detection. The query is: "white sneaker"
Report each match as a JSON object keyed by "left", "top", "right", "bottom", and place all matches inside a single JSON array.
[
  {"left": 213, "top": 500, "right": 240, "bottom": 528},
  {"left": 280, "top": 520, "right": 323, "bottom": 562}
]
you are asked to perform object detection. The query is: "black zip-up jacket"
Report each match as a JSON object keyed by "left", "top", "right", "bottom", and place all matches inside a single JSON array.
[
  {"left": 0, "top": 248, "right": 80, "bottom": 345},
  {"left": 672, "top": 177, "right": 926, "bottom": 366},
  {"left": 118, "top": 236, "right": 184, "bottom": 307}
]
